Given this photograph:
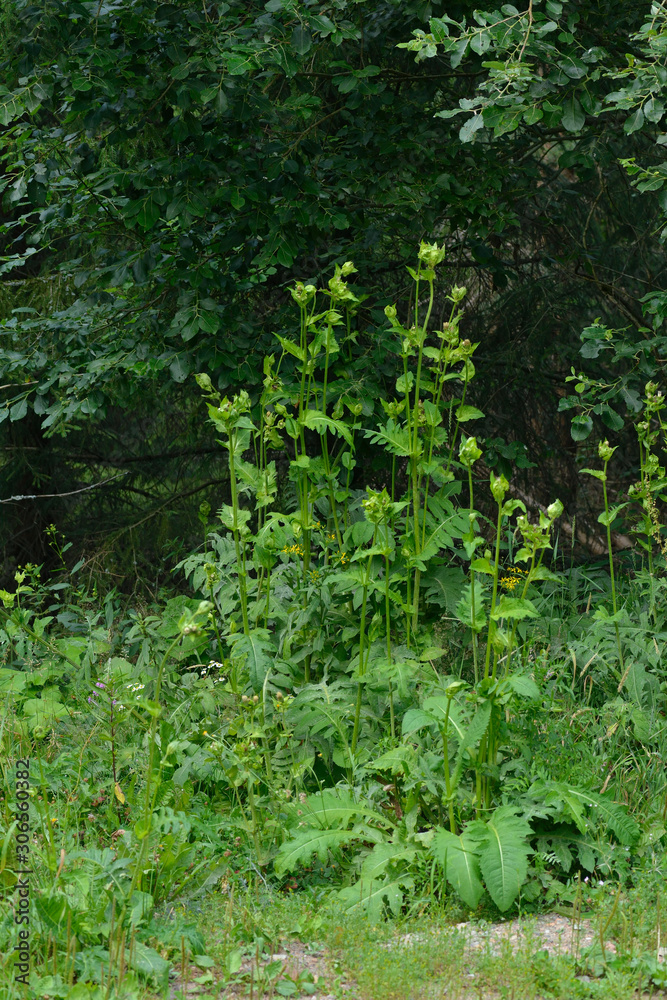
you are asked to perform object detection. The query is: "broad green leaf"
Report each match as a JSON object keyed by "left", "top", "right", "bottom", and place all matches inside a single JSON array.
[
  {"left": 130, "top": 941, "right": 171, "bottom": 984},
  {"left": 571, "top": 415, "right": 593, "bottom": 441},
  {"left": 477, "top": 806, "right": 531, "bottom": 911},
  {"left": 0, "top": 669, "right": 26, "bottom": 692},
  {"left": 401, "top": 707, "right": 439, "bottom": 735},
  {"left": 371, "top": 745, "right": 416, "bottom": 775},
  {"left": 422, "top": 696, "right": 466, "bottom": 740},
  {"left": 456, "top": 404, "right": 485, "bottom": 421},
  {"left": 491, "top": 596, "right": 538, "bottom": 620},
  {"left": 360, "top": 842, "right": 416, "bottom": 880},
  {"left": 34, "top": 893, "right": 71, "bottom": 933},
  {"left": 363, "top": 420, "right": 413, "bottom": 457},
  {"left": 580, "top": 467, "right": 606, "bottom": 481},
  {"left": 423, "top": 566, "right": 466, "bottom": 611},
  {"left": 275, "top": 334, "right": 305, "bottom": 361},
  {"left": 597, "top": 502, "right": 628, "bottom": 526},
  {"left": 455, "top": 580, "right": 487, "bottom": 631},
  {"left": 291, "top": 26, "right": 312, "bottom": 55},
  {"left": 432, "top": 827, "right": 484, "bottom": 909}
]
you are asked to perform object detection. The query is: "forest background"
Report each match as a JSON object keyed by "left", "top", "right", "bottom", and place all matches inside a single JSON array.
[{"left": 1, "top": 1, "right": 667, "bottom": 998}]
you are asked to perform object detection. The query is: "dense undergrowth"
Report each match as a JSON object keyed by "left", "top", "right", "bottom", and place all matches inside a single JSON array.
[{"left": 0, "top": 248, "right": 666, "bottom": 998}]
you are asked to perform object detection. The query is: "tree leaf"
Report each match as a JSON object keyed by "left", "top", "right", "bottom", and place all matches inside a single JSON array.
[
  {"left": 562, "top": 96, "right": 585, "bottom": 132},
  {"left": 624, "top": 108, "right": 644, "bottom": 134},
  {"left": 459, "top": 114, "right": 484, "bottom": 143}
]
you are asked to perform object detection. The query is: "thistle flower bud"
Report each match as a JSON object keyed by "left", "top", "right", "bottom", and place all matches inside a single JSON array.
[
  {"left": 490, "top": 472, "right": 509, "bottom": 504},
  {"left": 598, "top": 439, "right": 615, "bottom": 462},
  {"left": 459, "top": 435, "right": 482, "bottom": 467},
  {"left": 418, "top": 241, "right": 446, "bottom": 268}
]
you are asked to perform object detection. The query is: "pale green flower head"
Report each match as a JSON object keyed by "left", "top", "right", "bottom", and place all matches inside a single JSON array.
[
  {"left": 195, "top": 372, "right": 213, "bottom": 393},
  {"left": 290, "top": 281, "right": 316, "bottom": 306},
  {"left": 490, "top": 472, "right": 509, "bottom": 503},
  {"left": 362, "top": 487, "right": 392, "bottom": 524},
  {"left": 598, "top": 439, "right": 616, "bottom": 462},
  {"left": 445, "top": 680, "right": 466, "bottom": 698},
  {"left": 459, "top": 435, "right": 482, "bottom": 467},
  {"left": 418, "top": 241, "right": 446, "bottom": 268},
  {"left": 547, "top": 499, "right": 564, "bottom": 520}
]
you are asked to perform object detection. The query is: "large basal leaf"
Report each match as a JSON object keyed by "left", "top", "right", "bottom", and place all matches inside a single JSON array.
[
  {"left": 476, "top": 806, "right": 532, "bottom": 912},
  {"left": 359, "top": 842, "right": 417, "bottom": 881},
  {"left": 274, "top": 828, "right": 358, "bottom": 874},
  {"left": 431, "top": 827, "right": 484, "bottom": 909},
  {"left": 298, "top": 788, "right": 394, "bottom": 830},
  {"left": 130, "top": 941, "right": 171, "bottom": 984},
  {"left": 337, "top": 874, "right": 413, "bottom": 921}
]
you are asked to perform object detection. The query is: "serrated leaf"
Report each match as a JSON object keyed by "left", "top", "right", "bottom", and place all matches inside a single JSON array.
[
  {"left": 363, "top": 419, "right": 413, "bottom": 457},
  {"left": 303, "top": 409, "right": 353, "bottom": 446},
  {"left": 422, "top": 697, "right": 466, "bottom": 740},
  {"left": 455, "top": 580, "right": 487, "bottom": 631},
  {"left": 371, "top": 745, "right": 416, "bottom": 775},
  {"left": 401, "top": 707, "right": 439, "bottom": 735},
  {"left": 360, "top": 842, "right": 416, "bottom": 880},
  {"left": 423, "top": 566, "right": 466, "bottom": 611},
  {"left": 597, "top": 502, "right": 628, "bottom": 527}
]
